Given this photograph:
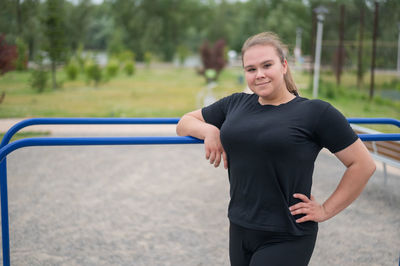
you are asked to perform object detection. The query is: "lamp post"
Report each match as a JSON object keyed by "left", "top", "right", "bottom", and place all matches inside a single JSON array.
[
  {"left": 295, "top": 27, "right": 302, "bottom": 65},
  {"left": 312, "top": 6, "right": 328, "bottom": 98}
]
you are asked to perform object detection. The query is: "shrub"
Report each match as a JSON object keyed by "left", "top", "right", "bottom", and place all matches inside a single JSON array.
[
  {"left": 30, "top": 69, "right": 48, "bottom": 93},
  {"left": 176, "top": 45, "right": 189, "bottom": 66},
  {"left": 117, "top": 50, "right": 135, "bottom": 63},
  {"left": 0, "top": 34, "right": 17, "bottom": 74},
  {"left": 30, "top": 56, "right": 48, "bottom": 93},
  {"left": 106, "top": 59, "right": 119, "bottom": 78},
  {"left": 65, "top": 60, "right": 79, "bottom": 80},
  {"left": 15, "top": 38, "right": 28, "bottom": 71},
  {"left": 144, "top": 51, "right": 152, "bottom": 68},
  {"left": 85, "top": 60, "right": 102, "bottom": 86},
  {"left": 124, "top": 61, "right": 135, "bottom": 76},
  {"left": 199, "top": 39, "right": 227, "bottom": 82}
]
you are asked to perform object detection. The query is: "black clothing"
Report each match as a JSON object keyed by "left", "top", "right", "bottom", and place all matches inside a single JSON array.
[
  {"left": 202, "top": 93, "right": 358, "bottom": 235},
  {"left": 229, "top": 221, "right": 317, "bottom": 266}
]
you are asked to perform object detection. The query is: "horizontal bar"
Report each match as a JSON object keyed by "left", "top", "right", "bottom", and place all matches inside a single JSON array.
[
  {"left": 358, "top": 133, "right": 400, "bottom": 141},
  {"left": 1, "top": 132, "right": 399, "bottom": 163},
  {"left": 0, "top": 118, "right": 180, "bottom": 148},
  {"left": 347, "top": 118, "right": 400, "bottom": 127},
  {"left": 0, "top": 136, "right": 203, "bottom": 163},
  {"left": 1, "top": 117, "right": 399, "bottom": 150}
]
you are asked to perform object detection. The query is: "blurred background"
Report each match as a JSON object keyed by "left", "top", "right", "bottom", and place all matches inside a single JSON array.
[
  {"left": 0, "top": 0, "right": 399, "bottom": 131},
  {"left": 0, "top": 1, "right": 399, "bottom": 265}
]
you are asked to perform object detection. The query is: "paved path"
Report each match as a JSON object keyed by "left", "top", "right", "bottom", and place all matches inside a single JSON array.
[{"left": 1, "top": 120, "right": 399, "bottom": 265}]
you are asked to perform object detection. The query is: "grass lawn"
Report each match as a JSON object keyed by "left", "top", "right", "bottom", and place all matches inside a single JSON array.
[
  {"left": 0, "top": 65, "right": 399, "bottom": 133},
  {"left": 0, "top": 131, "right": 50, "bottom": 142}
]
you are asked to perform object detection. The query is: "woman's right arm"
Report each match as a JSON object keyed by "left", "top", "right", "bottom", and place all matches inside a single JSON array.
[{"left": 176, "top": 109, "right": 228, "bottom": 169}]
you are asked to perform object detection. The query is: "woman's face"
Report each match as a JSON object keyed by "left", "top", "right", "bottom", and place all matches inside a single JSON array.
[{"left": 243, "top": 44, "right": 287, "bottom": 101}]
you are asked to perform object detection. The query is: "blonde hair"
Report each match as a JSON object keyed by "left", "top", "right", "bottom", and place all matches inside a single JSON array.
[{"left": 241, "top": 32, "right": 299, "bottom": 96}]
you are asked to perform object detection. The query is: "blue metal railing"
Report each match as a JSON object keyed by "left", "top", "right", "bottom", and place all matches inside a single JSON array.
[{"left": 0, "top": 117, "right": 399, "bottom": 266}]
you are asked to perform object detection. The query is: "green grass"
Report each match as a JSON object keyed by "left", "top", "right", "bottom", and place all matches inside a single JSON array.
[
  {"left": 0, "top": 65, "right": 399, "bottom": 132},
  {"left": 0, "top": 131, "right": 50, "bottom": 142}
]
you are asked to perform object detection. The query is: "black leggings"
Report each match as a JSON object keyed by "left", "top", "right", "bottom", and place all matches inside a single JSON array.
[{"left": 229, "top": 222, "right": 317, "bottom": 266}]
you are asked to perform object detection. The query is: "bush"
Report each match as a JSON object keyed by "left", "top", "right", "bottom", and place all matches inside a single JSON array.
[
  {"left": 106, "top": 59, "right": 119, "bottom": 78},
  {"left": 117, "top": 50, "right": 135, "bottom": 63},
  {"left": 30, "top": 57, "right": 48, "bottom": 93},
  {"left": 85, "top": 60, "right": 102, "bottom": 86},
  {"left": 144, "top": 51, "right": 152, "bottom": 68},
  {"left": 65, "top": 60, "right": 79, "bottom": 80},
  {"left": 176, "top": 45, "right": 189, "bottom": 66},
  {"left": 199, "top": 39, "right": 227, "bottom": 82},
  {"left": 15, "top": 38, "right": 28, "bottom": 71},
  {"left": 0, "top": 34, "right": 17, "bottom": 74},
  {"left": 124, "top": 61, "right": 135, "bottom": 76},
  {"left": 30, "top": 69, "right": 48, "bottom": 93}
]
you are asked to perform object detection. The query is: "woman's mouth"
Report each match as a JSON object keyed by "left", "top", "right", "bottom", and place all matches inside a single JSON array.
[{"left": 255, "top": 81, "right": 271, "bottom": 86}]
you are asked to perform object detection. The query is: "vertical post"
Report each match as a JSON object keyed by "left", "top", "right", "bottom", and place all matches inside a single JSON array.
[
  {"left": 295, "top": 27, "right": 302, "bottom": 65},
  {"left": 313, "top": 13, "right": 325, "bottom": 98},
  {"left": 0, "top": 159, "right": 10, "bottom": 266},
  {"left": 309, "top": 9, "right": 316, "bottom": 89},
  {"left": 370, "top": 1, "right": 379, "bottom": 100},
  {"left": 397, "top": 22, "right": 400, "bottom": 77}
]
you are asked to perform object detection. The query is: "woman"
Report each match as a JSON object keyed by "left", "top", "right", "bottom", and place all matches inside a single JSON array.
[{"left": 176, "top": 32, "right": 376, "bottom": 266}]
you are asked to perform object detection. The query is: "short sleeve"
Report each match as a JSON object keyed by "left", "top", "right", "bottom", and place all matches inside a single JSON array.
[
  {"left": 201, "top": 95, "right": 231, "bottom": 129},
  {"left": 313, "top": 103, "right": 358, "bottom": 153}
]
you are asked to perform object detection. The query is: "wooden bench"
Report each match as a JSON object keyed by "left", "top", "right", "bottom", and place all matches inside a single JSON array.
[{"left": 351, "top": 124, "right": 400, "bottom": 184}]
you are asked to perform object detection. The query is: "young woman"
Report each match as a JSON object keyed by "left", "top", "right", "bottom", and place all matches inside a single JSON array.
[{"left": 176, "top": 32, "right": 376, "bottom": 266}]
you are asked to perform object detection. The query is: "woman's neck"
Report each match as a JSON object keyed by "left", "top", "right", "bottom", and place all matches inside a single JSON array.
[{"left": 258, "top": 90, "right": 296, "bottom": 106}]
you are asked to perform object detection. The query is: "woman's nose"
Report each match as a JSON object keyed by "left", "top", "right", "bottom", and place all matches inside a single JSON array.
[{"left": 256, "top": 69, "right": 265, "bottom": 78}]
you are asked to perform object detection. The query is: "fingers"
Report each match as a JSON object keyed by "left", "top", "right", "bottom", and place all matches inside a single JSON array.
[
  {"left": 222, "top": 151, "right": 228, "bottom": 169},
  {"left": 205, "top": 148, "right": 224, "bottom": 168},
  {"left": 289, "top": 194, "right": 326, "bottom": 223},
  {"left": 293, "top": 193, "right": 311, "bottom": 202},
  {"left": 295, "top": 215, "right": 313, "bottom": 223}
]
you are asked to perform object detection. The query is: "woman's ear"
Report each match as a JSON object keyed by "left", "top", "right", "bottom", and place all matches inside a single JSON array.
[{"left": 282, "top": 59, "right": 288, "bottom": 75}]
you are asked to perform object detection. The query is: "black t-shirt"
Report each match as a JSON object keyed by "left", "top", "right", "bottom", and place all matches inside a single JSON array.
[{"left": 201, "top": 93, "right": 358, "bottom": 235}]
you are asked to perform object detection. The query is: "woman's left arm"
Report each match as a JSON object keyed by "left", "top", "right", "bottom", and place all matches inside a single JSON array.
[{"left": 289, "top": 139, "right": 376, "bottom": 223}]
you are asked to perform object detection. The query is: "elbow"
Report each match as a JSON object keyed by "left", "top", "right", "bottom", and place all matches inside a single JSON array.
[
  {"left": 176, "top": 115, "right": 187, "bottom": 136},
  {"left": 368, "top": 160, "right": 377, "bottom": 177},
  {"left": 176, "top": 120, "right": 183, "bottom": 136},
  {"left": 363, "top": 157, "right": 376, "bottom": 180}
]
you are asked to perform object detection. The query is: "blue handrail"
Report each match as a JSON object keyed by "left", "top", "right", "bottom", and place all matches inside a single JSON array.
[
  {"left": 0, "top": 117, "right": 399, "bottom": 266},
  {"left": 0, "top": 117, "right": 181, "bottom": 148},
  {"left": 0, "top": 136, "right": 202, "bottom": 163}
]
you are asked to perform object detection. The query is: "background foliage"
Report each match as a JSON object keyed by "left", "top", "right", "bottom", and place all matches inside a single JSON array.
[{"left": 0, "top": 0, "right": 399, "bottom": 68}]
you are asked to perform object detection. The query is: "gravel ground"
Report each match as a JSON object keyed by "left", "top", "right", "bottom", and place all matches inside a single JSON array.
[{"left": 1, "top": 128, "right": 399, "bottom": 265}]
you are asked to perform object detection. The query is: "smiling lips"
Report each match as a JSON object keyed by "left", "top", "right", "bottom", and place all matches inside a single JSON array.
[{"left": 255, "top": 81, "right": 271, "bottom": 86}]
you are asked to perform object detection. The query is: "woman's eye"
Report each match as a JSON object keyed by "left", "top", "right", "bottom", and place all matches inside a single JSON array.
[
  {"left": 264, "top": 64, "right": 271, "bottom": 68},
  {"left": 247, "top": 68, "right": 256, "bottom": 72}
]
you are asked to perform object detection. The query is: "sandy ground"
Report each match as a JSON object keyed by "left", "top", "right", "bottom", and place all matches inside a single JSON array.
[{"left": 0, "top": 121, "right": 399, "bottom": 265}]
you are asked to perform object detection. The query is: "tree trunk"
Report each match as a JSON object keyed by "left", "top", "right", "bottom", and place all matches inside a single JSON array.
[
  {"left": 51, "top": 61, "right": 57, "bottom": 89},
  {"left": 336, "top": 4, "right": 345, "bottom": 85},
  {"left": 370, "top": 2, "right": 379, "bottom": 100},
  {"left": 357, "top": 4, "right": 364, "bottom": 89}
]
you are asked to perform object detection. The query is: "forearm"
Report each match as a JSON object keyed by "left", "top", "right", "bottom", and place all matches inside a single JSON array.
[
  {"left": 177, "top": 111, "right": 227, "bottom": 168},
  {"left": 176, "top": 113, "right": 217, "bottom": 139},
  {"left": 321, "top": 160, "right": 375, "bottom": 221}
]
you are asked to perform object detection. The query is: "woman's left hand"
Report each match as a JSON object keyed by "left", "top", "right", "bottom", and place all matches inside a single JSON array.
[{"left": 289, "top": 194, "right": 329, "bottom": 223}]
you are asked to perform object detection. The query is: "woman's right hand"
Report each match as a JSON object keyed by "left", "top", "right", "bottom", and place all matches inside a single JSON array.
[
  {"left": 204, "top": 126, "right": 228, "bottom": 169},
  {"left": 176, "top": 109, "right": 228, "bottom": 169}
]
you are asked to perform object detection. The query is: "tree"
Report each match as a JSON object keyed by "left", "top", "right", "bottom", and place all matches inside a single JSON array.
[
  {"left": 0, "top": 35, "right": 18, "bottom": 74},
  {"left": 43, "top": 0, "right": 68, "bottom": 89},
  {"left": 199, "top": 39, "right": 227, "bottom": 82}
]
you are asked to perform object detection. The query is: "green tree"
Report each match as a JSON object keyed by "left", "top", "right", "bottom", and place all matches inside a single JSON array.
[
  {"left": 43, "top": 0, "right": 68, "bottom": 89},
  {"left": 65, "top": 0, "right": 91, "bottom": 51}
]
